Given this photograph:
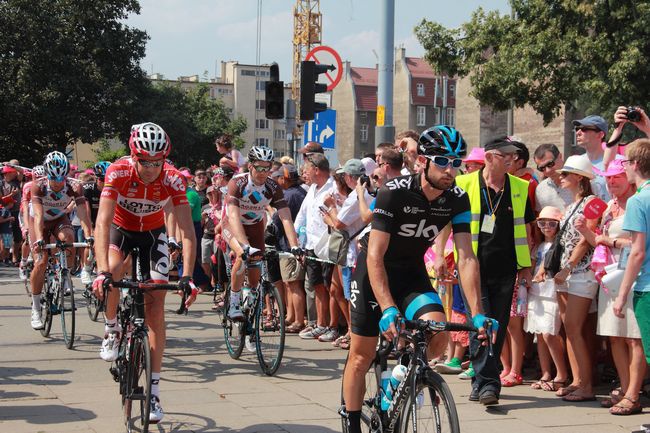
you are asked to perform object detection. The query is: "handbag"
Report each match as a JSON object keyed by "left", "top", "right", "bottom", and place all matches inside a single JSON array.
[
  {"left": 315, "top": 225, "right": 368, "bottom": 266},
  {"left": 543, "top": 197, "right": 585, "bottom": 277}
]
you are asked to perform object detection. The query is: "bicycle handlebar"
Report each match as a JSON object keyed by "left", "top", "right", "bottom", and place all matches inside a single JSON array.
[
  {"left": 109, "top": 280, "right": 190, "bottom": 314},
  {"left": 44, "top": 242, "right": 89, "bottom": 250}
]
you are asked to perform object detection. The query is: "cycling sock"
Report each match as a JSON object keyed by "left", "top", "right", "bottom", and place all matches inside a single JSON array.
[
  {"left": 105, "top": 318, "right": 118, "bottom": 333},
  {"left": 346, "top": 410, "right": 361, "bottom": 433},
  {"left": 151, "top": 372, "right": 161, "bottom": 396},
  {"left": 31, "top": 294, "right": 41, "bottom": 312}
]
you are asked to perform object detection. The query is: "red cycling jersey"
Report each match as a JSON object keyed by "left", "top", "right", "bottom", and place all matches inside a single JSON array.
[{"left": 101, "top": 157, "right": 189, "bottom": 231}]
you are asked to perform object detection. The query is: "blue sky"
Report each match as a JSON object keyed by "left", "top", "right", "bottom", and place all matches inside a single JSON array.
[{"left": 126, "top": 0, "right": 510, "bottom": 82}]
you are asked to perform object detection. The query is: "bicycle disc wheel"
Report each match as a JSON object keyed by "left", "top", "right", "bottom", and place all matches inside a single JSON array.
[
  {"left": 39, "top": 283, "right": 54, "bottom": 338},
  {"left": 254, "top": 283, "right": 285, "bottom": 376},
  {"left": 124, "top": 333, "right": 152, "bottom": 433},
  {"left": 398, "top": 369, "right": 460, "bottom": 433},
  {"left": 222, "top": 284, "right": 245, "bottom": 359},
  {"left": 340, "top": 353, "right": 383, "bottom": 433},
  {"left": 60, "top": 275, "right": 75, "bottom": 349}
]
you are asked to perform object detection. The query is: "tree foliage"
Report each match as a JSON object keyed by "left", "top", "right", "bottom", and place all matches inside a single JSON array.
[
  {"left": 0, "top": 0, "right": 149, "bottom": 165},
  {"left": 414, "top": 1, "right": 650, "bottom": 125}
]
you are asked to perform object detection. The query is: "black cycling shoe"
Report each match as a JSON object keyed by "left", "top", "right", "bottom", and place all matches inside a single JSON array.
[
  {"left": 469, "top": 388, "right": 479, "bottom": 402},
  {"left": 479, "top": 390, "right": 499, "bottom": 406}
]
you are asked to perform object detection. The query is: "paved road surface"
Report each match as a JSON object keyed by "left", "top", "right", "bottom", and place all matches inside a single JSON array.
[{"left": 0, "top": 267, "right": 647, "bottom": 432}]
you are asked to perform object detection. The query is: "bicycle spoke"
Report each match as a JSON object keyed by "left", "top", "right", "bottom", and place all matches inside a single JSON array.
[{"left": 254, "top": 284, "right": 285, "bottom": 376}]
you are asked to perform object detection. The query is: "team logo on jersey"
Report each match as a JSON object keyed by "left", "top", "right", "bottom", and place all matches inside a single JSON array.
[
  {"left": 118, "top": 197, "right": 163, "bottom": 214},
  {"left": 373, "top": 208, "right": 393, "bottom": 218},
  {"left": 403, "top": 206, "right": 424, "bottom": 214},
  {"left": 162, "top": 172, "right": 185, "bottom": 192},
  {"left": 106, "top": 170, "right": 129, "bottom": 184},
  {"left": 248, "top": 190, "right": 263, "bottom": 205},
  {"left": 397, "top": 220, "right": 440, "bottom": 240},
  {"left": 385, "top": 177, "right": 412, "bottom": 190}
]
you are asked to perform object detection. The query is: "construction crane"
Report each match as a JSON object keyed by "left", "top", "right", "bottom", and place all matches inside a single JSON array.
[{"left": 291, "top": 0, "right": 322, "bottom": 138}]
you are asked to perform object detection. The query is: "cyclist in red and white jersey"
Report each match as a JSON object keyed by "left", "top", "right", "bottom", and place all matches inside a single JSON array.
[
  {"left": 30, "top": 152, "right": 93, "bottom": 329},
  {"left": 91, "top": 122, "right": 197, "bottom": 423},
  {"left": 222, "top": 146, "right": 301, "bottom": 321},
  {"left": 18, "top": 165, "right": 44, "bottom": 281}
]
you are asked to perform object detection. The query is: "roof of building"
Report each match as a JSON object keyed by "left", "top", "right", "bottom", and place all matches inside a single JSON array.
[
  {"left": 350, "top": 67, "right": 377, "bottom": 111},
  {"left": 350, "top": 67, "right": 378, "bottom": 86},
  {"left": 405, "top": 57, "right": 435, "bottom": 78}
]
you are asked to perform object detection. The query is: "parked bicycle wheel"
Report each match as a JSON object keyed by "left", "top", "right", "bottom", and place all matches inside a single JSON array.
[
  {"left": 399, "top": 369, "right": 460, "bottom": 433},
  {"left": 254, "top": 282, "right": 285, "bottom": 376},
  {"left": 123, "top": 332, "right": 152, "bottom": 433},
  {"left": 39, "top": 280, "right": 55, "bottom": 338},
  {"left": 59, "top": 273, "right": 75, "bottom": 349},
  {"left": 340, "top": 353, "right": 382, "bottom": 433},
  {"left": 222, "top": 285, "right": 245, "bottom": 359}
]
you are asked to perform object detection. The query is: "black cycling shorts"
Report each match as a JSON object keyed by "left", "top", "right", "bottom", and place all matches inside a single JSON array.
[
  {"left": 350, "top": 250, "right": 444, "bottom": 337},
  {"left": 109, "top": 223, "right": 169, "bottom": 282}
]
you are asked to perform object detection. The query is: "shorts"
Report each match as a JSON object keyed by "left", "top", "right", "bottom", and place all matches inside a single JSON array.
[
  {"left": 109, "top": 223, "right": 169, "bottom": 282},
  {"left": 11, "top": 211, "right": 21, "bottom": 243},
  {"left": 565, "top": 270, "right": 598, "bottom": 299},
  {"left": 350, "top": 250, "right": 444, "bottom": 337},
  {"left": 280, "top": 255, "right": 305, "bottom": 282},
  {"left": 42, "top": 215, "right": 73, "bottom": 243},
  {"left": 633, "top": 291, "right": 650, "bottom": 364},
  {"left": 450, "top": 310, "right": 470, "bottom": 347},
  {"left": 267, "top": 252, "right": 282, "bottom": 284},
  {"left": 304, "top": 249, "right": 333, "bottom": 288},
  {"left": 201, "top": 237, "right": 215, "bottom": 264},
  {"left": 341, "top": 266, "right": 353, "bottom": 300},
  {"left": 222, "top": 220, "right": 266, "bottom": 251},
  {"left": 1, "top": 232, "right": 13, "bottom": 248}
]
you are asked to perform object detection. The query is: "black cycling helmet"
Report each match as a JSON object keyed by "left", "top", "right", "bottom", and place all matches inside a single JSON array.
[{"left": 418, "top": 125, "right": 467, "bottom": 158}]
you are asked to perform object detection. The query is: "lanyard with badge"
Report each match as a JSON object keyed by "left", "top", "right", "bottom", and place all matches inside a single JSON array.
[{"left": 481, "top": 186, "right": 503, "bottom": 234}]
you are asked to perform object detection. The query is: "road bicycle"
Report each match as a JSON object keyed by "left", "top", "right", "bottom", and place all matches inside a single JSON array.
[
  {"left": 340, "top": 319, "right": 491, "bottom": 433},
  {"left": 221, "top": 247, "right": 286, "bottom": 376},
  {"left": 22, "top": 258, "right": 33, "bottom": 296},
  {"left": 38, "top": 241, "right": 88, "bottom": 349},
  {"left": 108, "top": 248, "right": 190, "bottom": 433},
  {"left": 82, "top": 248, "right": 104, "bottom": 322}
]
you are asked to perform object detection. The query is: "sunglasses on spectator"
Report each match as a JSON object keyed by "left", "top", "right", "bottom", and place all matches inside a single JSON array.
[
  {"left": 537, "top": 220, "right": 559, "bottom": 229},
  {"left": 428, "top": 155, "right": 463, "bottom": 169},
  {"left": 137, "top": 158, "right": 164, "bottom": 168},
  {"left": 575, "top": 126, "right": 600, "bottom": 133},
  {"left": 536, "top": 157, "right": 557, "bottom": 172},
  {"left": 252, "top": 164, "right": 272, "bottom": 172}
]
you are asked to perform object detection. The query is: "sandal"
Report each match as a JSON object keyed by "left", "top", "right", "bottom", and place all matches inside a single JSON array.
[
  {"left": 556, "top": 385, "right": 578, "bottom": 397},
  {"left": 531, "top": 378, "right": 552, "bottom": 390},
  {"left": 610, "top": 396, "right": 642, "bottom": 415},
  {"left": 286, "top": 323, "right": 305, "bottom": 334},
  {"left": 501, "top": 373, "right": 523, "bottom": 387},
  {"left": 541, "top": 379, "right": 567, "bottom": 392},
  {"left": 339, "top": 336, "right": 351, "bottom": 350},
  {"left": 562, "top": 391, "right": 596, "bottom": 402},
  {"left": 332, "top": 335, "right": 350, "bottom": 348}
]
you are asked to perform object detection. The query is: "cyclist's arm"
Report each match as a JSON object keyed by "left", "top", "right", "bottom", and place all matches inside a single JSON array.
[
  {"left": 276, "top": 207, "right": 299, "bottom": 248},
  {"left": 76, "top": 199, "right": 93, "bottom": 239},
  {"left": 226, "top": 204, "right": 250, "bottom": 255},
  {"left": 453, "top": 231, "right": 483, "bottom": 317},
  {"left": 367, "top": 229, "right": 396, "bottom": 312},
  {"left": 94, "top": 196, "right": 116, "bottom": 273},
  {"left": 31, "top": 186, "right": 45, "bottom": 243},
  {"left": 164, "top": 200, "right": 178, "bottom": 241},
  {"left": 174, "top": 202, "right": 196, "bottom": 277}
]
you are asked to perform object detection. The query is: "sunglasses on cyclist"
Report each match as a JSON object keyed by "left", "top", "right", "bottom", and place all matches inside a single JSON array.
[
  {"left": 536, "top": 157, "right": 557, "bottom": 172},
  {"left": 428, "top": 155, "right": 463, "bottom": 169},
  {"left": 136, "top": 158, "right": 164, "bottom": 168},
  {"left": 252, "top": 164, "right": 272, "bottom": 172},
  {"left": 537, "top": 220, "right": 559, "bottom": 229}
]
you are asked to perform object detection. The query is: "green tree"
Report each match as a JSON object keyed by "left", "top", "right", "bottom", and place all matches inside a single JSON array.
[
  {"left": 0, "top": 0, "right": 149, "bottom": 165},
  {"left": 93, "top": 137, "right": 128, "bottom": 163},
  {"left": 414, "top": 1, "right": 650, "bottom": 126}
]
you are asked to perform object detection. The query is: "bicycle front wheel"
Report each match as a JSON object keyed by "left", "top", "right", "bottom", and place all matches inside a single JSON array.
[
  {"left": 60, "top": 275, "right": 76, "bottom": 349},
  {"left": 39, "top": 282, "right": 55, "bottom": 338},
  {"left": 398, "top": 369, "right": 460, "bottom": 433},
  {"left": 124, "top": 333, "right": 152, "bottom": 433},
  {"left": 222, "top": 283, "right": 245, "bottom": 359},
  {"left": 254, "top": 283, "right": 285, "bottom": 376}
]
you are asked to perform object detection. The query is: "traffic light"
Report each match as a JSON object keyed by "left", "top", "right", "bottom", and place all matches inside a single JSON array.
[
  {"left": 300, "top": 60, "right": 335, "bottom": 121},
  {"left": 265, "top": 63, "right": 284, "bottom": 120}
]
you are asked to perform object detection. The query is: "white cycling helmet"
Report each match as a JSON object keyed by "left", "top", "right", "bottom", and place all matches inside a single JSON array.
[
  {"left": 248, "top": 145, "right": 274, "bottom": 163},
  {"left": 43, "top": 151, "right": 70, "bottom": 181},
  {"left": 32, "top": 165, "right": 45, "bottom": 178},
  {"left": 129, "top": 122, "right": 171, "bottom": 158}
]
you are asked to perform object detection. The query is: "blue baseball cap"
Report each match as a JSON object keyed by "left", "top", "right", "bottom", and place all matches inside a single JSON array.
[{"left": 572, "top": 115, "right": 608, "bottom": 134}]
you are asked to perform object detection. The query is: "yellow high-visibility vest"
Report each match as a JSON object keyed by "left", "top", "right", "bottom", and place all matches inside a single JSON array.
[{"left": 454, "top": 170, "right": 531, "bottom": 269}]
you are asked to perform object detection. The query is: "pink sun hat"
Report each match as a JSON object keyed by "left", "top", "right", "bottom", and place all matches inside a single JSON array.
[
  {"left": 593, "top": 159, "right": 626, "bottom": 177},
  {"left": 463, "top": 147, "right": 485, "bottom": 164}
]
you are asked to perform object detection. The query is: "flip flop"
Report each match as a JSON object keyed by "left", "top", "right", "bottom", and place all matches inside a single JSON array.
[
  {"left": 541, "top": 380, "right": 566, "bottom": 392},
  {"left": 562, "top": 392, "right": 596, "bottom": 402}
]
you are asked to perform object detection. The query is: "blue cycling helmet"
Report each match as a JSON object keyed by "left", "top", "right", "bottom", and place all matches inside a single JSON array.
[
  {"left": 43, "top": 151, "right": 70, "bottom": 181},
  {"left": 93, "top": 161, "right": 110, "bottom": 179},
  {"left": 418, "top": 125, "right": 467, "bottom": 158}
]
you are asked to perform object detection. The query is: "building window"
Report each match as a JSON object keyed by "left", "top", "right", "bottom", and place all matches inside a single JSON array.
[
  {"left": 446, "top": 108, "right": 455, "bottom": 126},
  {"left": 256, "top": 99, "right": 266, "bottom": 110},
  {"left": 256, "top": 119, "right": 269, "bottom": 129},
  {"left": 360, "top": 124, "right": 368, "bottom": 143},
  {"left": 449, "top": 84, "right": 456, "bottom": 98},
  {"left": 416, "top": 83, "right": 425, "bottom": 97},
  {"left": 416, "top": 106, "right": 426, "bottom": 126},
  {"left": 256, "top": 138, "right": 269, "bottom": 147},
  {"left": 274, "top": 129, "right": 286, "bottom": 140},
  {"left": 434, "top": 107, "right": 441, "bottom": 124},
  {"left": 241, "top": 69, "right": 256, "bottom": 76},
  {"left": 256, "top": 81, "right": 266, "bottom": 91},
  {"left": 360, "top": 111, "right": 367, "bottom": 120}
]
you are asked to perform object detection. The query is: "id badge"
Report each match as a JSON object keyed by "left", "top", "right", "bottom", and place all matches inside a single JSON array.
[
  {"left": 481, "top": 214, "right": 495, "bottom": 234},
  {"left": 618, "top": 246, "right": 631, "bottom": 270}
]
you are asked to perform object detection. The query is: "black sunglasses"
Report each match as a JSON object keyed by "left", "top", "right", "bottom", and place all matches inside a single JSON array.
[
  {"left": 537, "top": 157, "right": 557, "bottom": 172},
  {"left": 575, "top": 126, "right": 600, "bottom": 133}
]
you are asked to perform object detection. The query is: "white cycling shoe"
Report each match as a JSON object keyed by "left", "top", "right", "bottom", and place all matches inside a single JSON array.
[
  {"left": 149, "top": 396, "right": 164, "bottom": 423},
  {"left": 228, "top": 303, "right": 244, "bottom": 321},
  {"left": 31, "top": 310, "right": 44, "bottom": 330},
  {"left": 100, "top": 329, "right": 121, "bottom": 362}
]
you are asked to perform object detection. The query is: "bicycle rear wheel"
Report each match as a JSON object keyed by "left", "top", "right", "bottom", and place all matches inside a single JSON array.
[
  {"left": 60, "top": 274, "right": 76, "bottom": 349},
  {"left": 123, "top": 333, "right": 152, "bottom": 433},
  {"left": 222, "top": 284, "right": 245, "bottom": 359},
  {"left": 398, "top": 368, "right": 460, "bottom": 433},
  {"left": 340, "top": 353, "right": 382, "bottom": 433},
  {"left": 39, "top": 282, "right": 55, "bottom": 338},
  {"left": 254, "top": 283, "right": 285, "bottom": 376}
]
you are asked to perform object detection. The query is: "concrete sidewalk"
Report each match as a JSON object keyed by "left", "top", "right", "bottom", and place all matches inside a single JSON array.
[{"left": 0, "top": 266, "right": 648, "bottom": 432}]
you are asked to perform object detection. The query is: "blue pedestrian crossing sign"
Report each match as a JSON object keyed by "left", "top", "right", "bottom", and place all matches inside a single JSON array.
[{"left": 304, "top": 109, "right": 336, "bottom": 149}]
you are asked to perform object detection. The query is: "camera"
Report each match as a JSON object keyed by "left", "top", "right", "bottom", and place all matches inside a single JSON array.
[
  {"left": 359, "top": 174, "right": 370, "bottom": 185},
  {"left": 626, "top": 106, "right": 641, "bottom": 122}
]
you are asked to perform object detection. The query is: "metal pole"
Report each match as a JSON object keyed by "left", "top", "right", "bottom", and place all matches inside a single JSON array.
[{"left": 375, "top": 0, "right": 395, "bottom": 146}]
